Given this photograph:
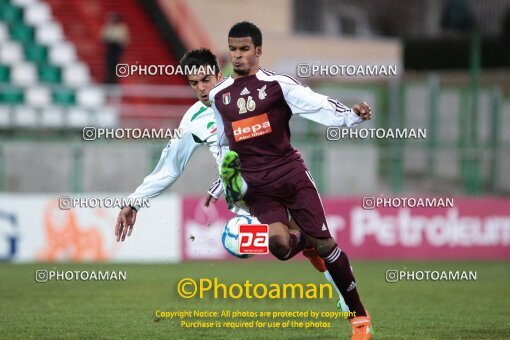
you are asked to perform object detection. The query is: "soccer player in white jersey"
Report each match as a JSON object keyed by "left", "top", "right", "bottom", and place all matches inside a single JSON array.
[
  {"left": 209, "top": 22, "right": 373, "bottom": 338},
  {"left": 114, "top": 49, "right": 226, "bottom": 240}
]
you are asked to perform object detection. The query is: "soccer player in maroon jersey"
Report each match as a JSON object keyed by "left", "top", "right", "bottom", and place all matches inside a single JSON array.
[{"left": 209, "top": 22, "right": 373, "bottom": 339}]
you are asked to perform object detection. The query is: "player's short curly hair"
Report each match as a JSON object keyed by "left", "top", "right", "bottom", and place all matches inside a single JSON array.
[
  {"left": 179, "top": 48, "right": 220, "bottom": 76},
  {"left": 228, "top": 21, "right": 262, "bottom": 47}
]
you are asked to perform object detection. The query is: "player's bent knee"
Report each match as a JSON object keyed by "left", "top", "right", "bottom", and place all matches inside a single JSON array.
[
  {"left": 308, "top": 237, "right": 337, "bottom": 258},
  {"left": 268, "top": 235, "right": 291, "bottom": 260}
]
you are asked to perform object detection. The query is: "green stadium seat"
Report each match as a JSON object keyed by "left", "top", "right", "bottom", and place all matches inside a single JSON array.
[
  {"left": 0, "top": 64, "right": 9, "bottom": 83},
  {"left": 0, "top": 86, "right": 23, "bottom": 104},
  {"left": 25, "top": 43, "right": 47, "bottom": 64},
  {"left": 38, "top": 64, "right": 61, "bottom": 83},
  {"left": 53, "top": 87, "right": 75, "bottom": 105},
  {"left": 10, "top": 22, "right": 34, "bottom": 43},
  {"left": 0, "top": 3, "right": 22, "bottom": 23}
]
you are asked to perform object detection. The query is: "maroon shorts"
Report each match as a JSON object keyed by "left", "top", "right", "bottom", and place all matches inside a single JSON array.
[{"left": 244, "top": 169, "right": 331, "bottom": 238}]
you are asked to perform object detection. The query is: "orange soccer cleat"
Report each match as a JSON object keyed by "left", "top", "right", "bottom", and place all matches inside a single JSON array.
[
  {"left": 302, "top": 248, "right": 327, "bottom": 272},
  {"left": 350, "top": 312, "right": 373, "bottom": 340}
]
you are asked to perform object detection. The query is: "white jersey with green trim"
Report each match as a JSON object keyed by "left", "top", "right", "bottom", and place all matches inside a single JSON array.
[{"left": 127, "top": 101, "right": 227, "bottom": 210}]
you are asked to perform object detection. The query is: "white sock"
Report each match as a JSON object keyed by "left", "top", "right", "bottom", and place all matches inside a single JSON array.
[{"left": 324, "top": 270, "right": 350, "bottom": 312}]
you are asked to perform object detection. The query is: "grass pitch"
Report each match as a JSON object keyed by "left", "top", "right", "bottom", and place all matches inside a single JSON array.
[{"left": 0, "top": 261, "right": 509, "bottom": 339}]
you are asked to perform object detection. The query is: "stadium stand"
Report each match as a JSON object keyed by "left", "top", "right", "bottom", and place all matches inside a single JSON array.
[
  {"left": 0, "top": 0, "right": 198, "bottom": 130},
  {"left": 46, "top": 0, "right": 184, "bottom": 85},
  {"left": 0, "top": 0, "right": 116, "bottom": 129}
]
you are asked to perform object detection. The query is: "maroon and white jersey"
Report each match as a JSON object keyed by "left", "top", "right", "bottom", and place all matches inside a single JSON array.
[{"left": 209, "top": 68, "right": 363, "bottom": 186}]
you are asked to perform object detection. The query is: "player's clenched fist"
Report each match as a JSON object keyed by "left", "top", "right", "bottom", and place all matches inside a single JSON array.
[
  {"left": 115, "top": 206, "right": 137, "bottom": 242},
  {"left": 352, "top": 102, "right": 372, "bottom": 121}
]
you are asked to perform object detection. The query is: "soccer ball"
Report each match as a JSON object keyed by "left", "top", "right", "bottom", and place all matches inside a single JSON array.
[{"left": 221, "top": 215, "right": 257, "bottom": 259}]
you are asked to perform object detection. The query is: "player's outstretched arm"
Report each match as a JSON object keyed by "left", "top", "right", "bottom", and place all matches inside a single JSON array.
[
  {"left": 115, "top": 206, "right": 137, "bottom": 242},
  {"left": 278, "top": 78, "right": 371, "bottom": 127},
  {"left": 127, "top": 130, "right": 200, "bottom": 206},
  {"left": 114, "top": 106, "right": 203, "bottom": 240}
]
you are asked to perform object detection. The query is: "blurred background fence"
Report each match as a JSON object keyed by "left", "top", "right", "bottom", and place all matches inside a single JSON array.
[{"left": 1, "top": 76, "right": 508, "bottom": 196}]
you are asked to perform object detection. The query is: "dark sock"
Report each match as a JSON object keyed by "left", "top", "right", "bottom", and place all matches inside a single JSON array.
[
  {"left": 322, "top": 247, "right": 366, "bottom": 317},
  {"left": 282, "top": 231, "right": 306, "bottom": 260}
]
